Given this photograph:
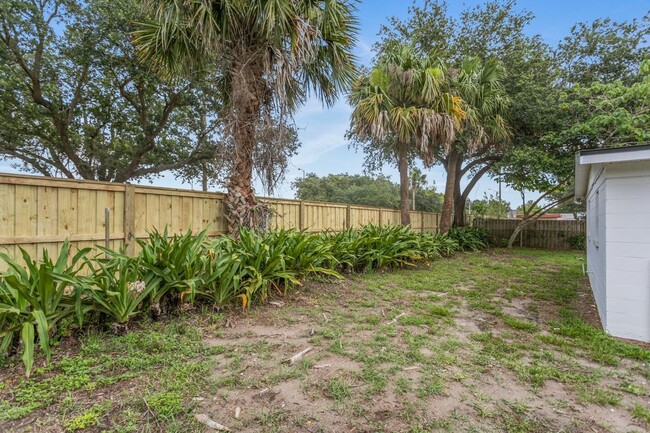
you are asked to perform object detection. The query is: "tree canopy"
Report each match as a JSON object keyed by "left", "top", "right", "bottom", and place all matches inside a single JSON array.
[
  {"left": 348, "top": 43, "right": 462, "bottom": 225},
  {"left": 0, "top": 0, "right": 220, "bottom": 182},
  {"left": 293, "top": 173, "right": 443, "bottom": 212}
]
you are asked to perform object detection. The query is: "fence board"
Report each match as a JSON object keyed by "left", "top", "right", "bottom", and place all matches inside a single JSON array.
[
  {"left": 0, "top": 172, "right": 446, "bottom": 268},
  {"left": 473, "top": 217, "right": 585, "bottom": 250}
]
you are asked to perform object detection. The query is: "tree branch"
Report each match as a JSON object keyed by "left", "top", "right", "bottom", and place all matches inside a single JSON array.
[
  {"left": 459, "top": 155, "right": 500, "bottom": 178},
  {"left": 461, "top": 164, "right": 493, "bottom": 202}
]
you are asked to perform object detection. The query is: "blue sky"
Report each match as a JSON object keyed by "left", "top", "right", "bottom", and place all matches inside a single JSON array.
[{"left": 2, "top": 0, "right": 648, "bottom": 208}]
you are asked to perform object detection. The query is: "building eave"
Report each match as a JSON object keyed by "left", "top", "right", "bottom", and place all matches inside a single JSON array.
[{"left": 575, "top": 144, "right": 650, "bottom": 200}]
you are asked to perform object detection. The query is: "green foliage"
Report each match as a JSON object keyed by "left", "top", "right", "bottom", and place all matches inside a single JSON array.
[
  {"left": 65, "top": 404, "right": 109, "bottom": 431},
  {"left": 0, "top": 0, "right": 222, "bottom": 182},
  {"left": 551, "top": 310, "right": 650, "bottom": 365},
  {"left": 84, "top": 253, "right": 161, "bottom": 325},
  {"left": 446, "top": 227, "right": 490, "bottom": 251},
  {"left": 135, "top": 0, "right": 358, "bottom": 231},
  {"left": 556, "top": 14, "right": 649, "bottom": 85},
  {"left": 568, "top": 234, "right": 586, "bottom": 250},
  {"left": 546, "top": 65, "right": 650, "bottom": 150},
  {"left": 137, "top": 228, "right": 210, "bottom": 307},
  {"left": 348, "top": 42, "right": 464, "bottom": 224},
  {"left": 292, "top": 172, "right": 445, "bottom": 212},
  {"left": 0, "top": 241, "right": 91, "bottom": 376},
  {"left": 323, "top": 225, "right": 462, "bottom": 273},
  {"left": 632, "top": 404, "right": 650, "bottom": 425},
  {"left": 145, "top": 391, "right": 184, "bottom": 418},
  {"left": 0, "top": 224, "right": 485, "bottom": 375},
  {"left": 516, "top": 200, "right": 543, "bottom": 215},
  {"left": 471, "top": 194, "right": 511, "bottom": 219},
  {"left": 293, "top": 173, "right": 400, "bottom": 209}
]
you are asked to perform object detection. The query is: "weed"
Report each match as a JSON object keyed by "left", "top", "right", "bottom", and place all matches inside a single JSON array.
[
  {"left": 576, "top": 386, "right": 621, "bottom": 406},
  {"left": 620, "top": 381, "right": 647, "bottom": 396},
  {"left": 326, "top": 377, "right": 351, "bottom": 403},
  {"left": 500, "top": 314, "right": 539, "bottom": 332},
  {"left": 416, "top": 373, "right": 444, "bottom": 398},
  {"left": 145, "top": 391, "right": 185, "bottom": 418},
  {"left": 65, "top": 404, "right": 109, "bottom": 431},
  {"left": 632, "top": 404, "right": 650, "bottom": 425}
]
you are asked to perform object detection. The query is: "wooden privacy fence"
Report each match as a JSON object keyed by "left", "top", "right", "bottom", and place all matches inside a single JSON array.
[
  {"left": 0, "top": 173, "right": 441, "bottom": 265},
  {"left": 473, "top": 217, "right": 585, "bottom": 250}
]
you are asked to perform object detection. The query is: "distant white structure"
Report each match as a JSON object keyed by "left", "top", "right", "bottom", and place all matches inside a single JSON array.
[{"left": 575, "top": 144, "right": 650, "bottom": 342}]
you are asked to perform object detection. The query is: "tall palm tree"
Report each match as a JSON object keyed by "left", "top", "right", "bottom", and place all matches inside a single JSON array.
[
  {"left": 348, "top": 44, "right": 464, "bottom": 225},
  {"left": 134, "top": 0, "right": 358, "bottom": 235},
  {"left": 439, "top": 58, "right": 510, "bottom": 233},
  {"left": 410, "top": 168, "right": 427, "bottom": 211}
]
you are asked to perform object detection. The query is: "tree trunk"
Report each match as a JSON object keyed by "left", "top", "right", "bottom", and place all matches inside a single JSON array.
[
  {"left": 398, "top": 144, "right": 411, "bottom": 226},
  {"left": 507, "top": 221, "right": 526, "bottom": 248},
  {"left": 439, "top": 149, "right": 460, "bottom": 233},
  {"left": 224, "top": 57, "right": 262, "bottom": 236},
  {"left": 453, "top": 159, "right": 465, "bottom": 226},
  {"left": 200, "top": 107, "right": 208, "bottom": 192},
  {"left": 201, "top": 161, "right": 208, "bottom": 192},
  {"left": 453, "top": 162, "right": 494, "bottom": 227}
]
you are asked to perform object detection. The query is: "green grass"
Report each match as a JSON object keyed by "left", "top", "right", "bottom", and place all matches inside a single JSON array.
[
  {"left": 0, "top": 317, "right": 218, "bottom": 431},
  {"left": 2, "top": 248, "right": 649, "bottom": 432},
  {"left": 326, "top": 377, "right": 352, "bottom": 404},
  {"left": 631, "top": 404, "right": 650, "bottom": 425}
]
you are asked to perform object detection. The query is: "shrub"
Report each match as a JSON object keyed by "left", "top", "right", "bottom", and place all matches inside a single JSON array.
[
  {"left": 322, "top": 225, "right": 451, "bottom": 272},
  {"left": 446, "top": 226, "right": 490, "bottom": 251},
  {"left": 568, "top": 233, "right": 586, "bottom": 250}
]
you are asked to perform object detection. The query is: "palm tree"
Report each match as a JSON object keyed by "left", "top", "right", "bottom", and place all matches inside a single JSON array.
[
  {"left": 348, "top": 44, "right": 464, "bottom": 225},
  {"left": 410, "top": 168, "right": 427, "bottom": 211},
  {"left": 438, "top": 58, "right": 510, "bottom": 233},
  {"left": 134, "top": 0, "right": 358, "bottom": 235}
]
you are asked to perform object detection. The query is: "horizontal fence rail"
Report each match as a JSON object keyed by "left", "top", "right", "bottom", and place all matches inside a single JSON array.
[
  {"left": 473, "top": 217, "right": 585, "bottom": 250},
  {"left": 0, "top": 173, "right": 442, "bottom": 267}
]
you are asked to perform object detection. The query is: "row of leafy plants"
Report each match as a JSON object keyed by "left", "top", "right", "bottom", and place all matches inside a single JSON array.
[{"left": 0, "top": 225, "right": 488, "bottom": 376}]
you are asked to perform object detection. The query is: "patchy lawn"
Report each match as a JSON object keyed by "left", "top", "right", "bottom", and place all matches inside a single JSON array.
[{"left": 1, "top": 249, "right": 650, "bottom": 432}]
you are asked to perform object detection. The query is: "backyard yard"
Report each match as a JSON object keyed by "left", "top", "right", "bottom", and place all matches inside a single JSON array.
[{"left": 1, "top": 248, "right": 649, "bottom": 432}]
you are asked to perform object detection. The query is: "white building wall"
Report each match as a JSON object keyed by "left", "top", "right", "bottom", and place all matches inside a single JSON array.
[
  {"left": 604, "top": 161, "right": 650, "bottom": 342},
  {"left": 586, "top": 164, "right": 607, "bottom": 326}
]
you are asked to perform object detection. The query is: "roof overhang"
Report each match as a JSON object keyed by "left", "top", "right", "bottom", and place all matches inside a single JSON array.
[{"left": 575, "top": 144, "right": 650, "bottom": 201}]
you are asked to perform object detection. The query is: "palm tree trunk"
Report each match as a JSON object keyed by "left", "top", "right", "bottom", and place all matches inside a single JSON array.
[
  {"left": 398, "top": 144, "right": 411, "bottom": 225},
  {"left": 453, "top": 159, "right": 464, "bottom": 226},
  {"left": 439, "top": 148, "right": 460, "bottom": 233},
  {"left": 224, "top": 58, "right": 261, "bottom": 236}
]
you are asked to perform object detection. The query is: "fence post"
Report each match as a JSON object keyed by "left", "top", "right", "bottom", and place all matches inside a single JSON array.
[
  {"left": 378, "top": 209, "right": 383, "bottom": 227},
  {"left": 345, "top": 205, "right": 351, "bottom": 229},
  {"left": 124, "top": 184, "right": 136, "bottom": 256},
  {"left": 299, "top": 200, "right": 305, "bottom": 230}
]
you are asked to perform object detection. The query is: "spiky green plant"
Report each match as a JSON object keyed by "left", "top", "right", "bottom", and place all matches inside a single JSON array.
[
  {"left": 84, "top": 252, "right": 161, "bottom": 325},
  {"left": 136, "top": 228, "right": 210, "bottom": 311},
  {"left": 0, "top": 241, "right": 91, "bottom": 376}
]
